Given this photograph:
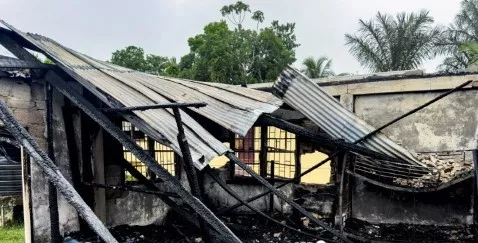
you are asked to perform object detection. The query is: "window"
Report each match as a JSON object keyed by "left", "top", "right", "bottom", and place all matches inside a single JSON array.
[
  {"left": 232, "top": 126, "right": 298, "bottom": 181},
  {"left": 121, "top": 121, "right": 177, "bottom": 181},
  {"left": 233, "top": 127, "right": 261, "bottom": 177},
  {"left": 266, "top": 126, "right": 296, "bottom": 180}
]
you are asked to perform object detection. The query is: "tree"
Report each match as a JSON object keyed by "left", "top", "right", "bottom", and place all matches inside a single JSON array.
[
  {"left": 111, "top": 46, "right": 147, "bottom": 72},
  {"left": 345, "top": 10, "right": 441, "bottom": 72},
  {"left": 110, "top": 45, "right": 177, "bottom": 76},
  {"left": 437, "top": 0, "right": 478, "bottom": 71},
  {"left": 301, "top": 56, "right": 334, "bottom": 78},
  {"left": 110, "top": 1, "right": 299, "bottom": 84},
  {"left": 179, "top": 1, "right": 299, "bottom": 84}
]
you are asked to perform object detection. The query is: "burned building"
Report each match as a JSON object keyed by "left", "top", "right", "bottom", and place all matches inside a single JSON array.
[{"left": 0, "top": 20, "right": 477, "bottom": 242}]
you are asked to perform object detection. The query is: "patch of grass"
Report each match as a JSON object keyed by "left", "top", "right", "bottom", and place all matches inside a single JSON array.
[{"left": 0, "top": 223, "right": 24, "bottom": 243}]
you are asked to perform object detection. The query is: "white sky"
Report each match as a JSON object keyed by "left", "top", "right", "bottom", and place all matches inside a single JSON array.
[{"left": 0, "top": 0, "right": 462, "bottom": 74}]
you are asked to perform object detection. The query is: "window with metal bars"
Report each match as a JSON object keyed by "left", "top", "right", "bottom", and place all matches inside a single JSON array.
[
  {"left": 232, "top": 126, "right": 298, "bottom": 181},
  {"left": 121, "top": 121, "right": 177, "bottom": 181}
]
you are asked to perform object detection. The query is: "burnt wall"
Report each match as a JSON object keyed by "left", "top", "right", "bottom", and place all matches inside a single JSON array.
[
  {"left": 0, "top": 78, "right": 79, "bottom": 241},
  {"left": 203, "top": 168, "right": 294, "bottom": 214},
  {"left": 351, "top": 177, "right": 473, "bottom": 225},
  {"left": 354, "top": 90, "right": 478, "bottom": 152},
  {"left": 349, "top": 88, "right": 478, "bottom": 226}
]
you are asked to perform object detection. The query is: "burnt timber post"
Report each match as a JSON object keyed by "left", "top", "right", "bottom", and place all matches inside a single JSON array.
[
  {"left": 172, "top": 107, "right": 210, "bottom": 241},
  {"left": 337, "top": 152, "right": 348, "bottom": 233},
  {"left": 44, "top": 73, "right": 241, "bottom": 242},
  {"left": 473, "top": 149, "right": 478, "bottom": 232},
  {"left": 46, "top": 83, "right": 61, "bottom": 242}
]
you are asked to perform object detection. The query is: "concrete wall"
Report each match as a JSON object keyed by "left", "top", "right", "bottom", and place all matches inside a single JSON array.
[
  {"left": 354, "top": 90, "right": 478, "bottom": 152},
  {"left": 105, "top": 183, "right": 171, "bottom": 227},
  {"left": 105, "top": 166, "right": 294, "bottom": 227},
  {"left": 203, "top": 168, "right": 294, "bottom": 214},
  {"left": 323, "top": 75, "right": 478, "bottom": 226},
  {"left": 0, "top": 77, "right": 79, "bottom": 241},
  {"left": 351, "top": 178, "right": 474, "bottom": 225}
]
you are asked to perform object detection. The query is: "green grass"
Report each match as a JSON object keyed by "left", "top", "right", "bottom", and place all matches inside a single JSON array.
[{"left": 0, "top": 223, "right": 24, "bottom": 243}]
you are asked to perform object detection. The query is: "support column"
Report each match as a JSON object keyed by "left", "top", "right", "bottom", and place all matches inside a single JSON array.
[
  {"left": 340, "top": 93, "right": 354, "bottom": 112},
  {"left": 172, "top": 107, "right": 209, "bottom": 241}
]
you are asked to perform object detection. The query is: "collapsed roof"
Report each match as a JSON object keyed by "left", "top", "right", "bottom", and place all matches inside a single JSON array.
[
  {"left": 273, "top": 67, "right": 426, "bottom": 168},
  {"left": 0, "top": 20, "right": 429, "bottom": 172},
  {"left": 0, "top": 20, "right": 283, "bottom": 169}
]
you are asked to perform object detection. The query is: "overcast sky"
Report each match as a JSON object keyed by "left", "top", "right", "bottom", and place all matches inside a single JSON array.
[{"left": 0, "top": 0, "right": 463, "bottom": 74}]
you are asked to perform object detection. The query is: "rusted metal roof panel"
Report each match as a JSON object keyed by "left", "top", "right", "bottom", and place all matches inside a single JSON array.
[
  {"left": 1, "top": 21, "right": 283, "bottom": 169},
  {"left": 274, "top": 67, "right": 426, "bottom": 168}
]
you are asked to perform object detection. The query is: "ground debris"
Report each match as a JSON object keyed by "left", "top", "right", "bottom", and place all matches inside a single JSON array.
[
  {"left": 394, "top": 153, "right": 473, "bottom": 188},
  {"left": 67, "top": 214, "right": 325, "bottom": 243},
  {"left": 345, "top": 218, "right": 475, "bottom": 242}
]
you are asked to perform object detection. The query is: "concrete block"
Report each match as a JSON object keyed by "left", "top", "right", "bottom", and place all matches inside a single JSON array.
[
  {"left": 13, "top": 108, "right": 45, "bottom": 127},
  {"left": 27, "top": 124, "right": 47, "bottom": 141},
  {"left": 34, "top": 101, "right": 46, "bottom": 110},
  {"left": 6, "top": 97, "right": 35, "bottom": 109},
  {"left": 9, "top": 83, "right": 31, "bottom": 101},
  {"left": 0, "top": 79, "right": 19, "bottom": 94},
  {"left": 30, "top": 83, "right": 45, "bottom": 102}
]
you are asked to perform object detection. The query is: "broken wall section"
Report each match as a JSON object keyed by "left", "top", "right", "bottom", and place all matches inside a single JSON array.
[
  {"left": 346, "top": 83, "right": 478, "bottom": 227},
  {"left": 0, "top": 77, "right": 79, "bottom": 241}
]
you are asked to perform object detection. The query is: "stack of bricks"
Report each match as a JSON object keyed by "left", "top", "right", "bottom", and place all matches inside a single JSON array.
[{"left": 394, "top": 151, "right": 473, "bottom": 188}]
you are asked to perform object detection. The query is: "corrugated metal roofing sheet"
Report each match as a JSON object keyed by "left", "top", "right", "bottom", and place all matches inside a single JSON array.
[
  {"left": 1, "top": 21, "right": 283, "bottom": 170},
  {"left": 273, "top": 67, "right": 426, "bottom": 168}
]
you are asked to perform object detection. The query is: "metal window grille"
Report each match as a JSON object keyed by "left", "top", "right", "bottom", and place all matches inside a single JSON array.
[
  {"left": 121, "top": 121, "right": 176, "bottom": 181},
  {"left": 233, "top": 126, "right": 297, "bottom": 180},
  {"left": 266, "top": 127, "right": 296, "bottom": 180},
  {"left": 233, "top": 127, "right": 261, "bottom": 177}
]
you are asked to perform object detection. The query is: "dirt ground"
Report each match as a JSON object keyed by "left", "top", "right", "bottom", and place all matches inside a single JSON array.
[
  {"left": 67, "top": 215, "right": 476, "bottom": 242},
  {"left": 345, "top": 218, "right": 475, "bottom": 242},
  {"left": 67, "top": 214, "right": 336, "bottom": 243}
]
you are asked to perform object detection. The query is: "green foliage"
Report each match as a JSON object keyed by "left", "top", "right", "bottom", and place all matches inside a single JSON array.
[
  {"left": 345, "top": 10, "right": 441, "bottom": 72},
  {"left": 301, "top": 56, "right": 334, "bottom": 78},
  {"left": 43, "top": 58, "right": 54, "bottom": 65},
  {"left": 0, "top": 222, "right": 24, "bottom": 243},
  {"left": 460, "top": 41, "right": 478, "bottom": 65},
  {"left": 179, "top": 1, "right": 298, "bottom": 84},
  {"left": 111, "top": 46, "right": 147, "bottom": 71},
  {"left": 437, "top": 0, "right": 478, "bottom": 71},
  {"left": 110, "top": 1, "right": 298, "bottom": 84},
  {"left": 110, "top": 46, "right": 178, "bottom": 76}
]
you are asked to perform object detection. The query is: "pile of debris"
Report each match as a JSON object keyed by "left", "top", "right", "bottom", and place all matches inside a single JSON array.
[{"left": 394, "top": 154, "right": 473, "bottom": 188}]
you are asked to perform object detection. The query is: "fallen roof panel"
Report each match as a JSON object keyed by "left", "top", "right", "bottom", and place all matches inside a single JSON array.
[
  {"left": 1, "top": 21, "right": 283, "bottom": 169},
  {"left": 273, "top": 66, "right": 426, "bottom": 168}
]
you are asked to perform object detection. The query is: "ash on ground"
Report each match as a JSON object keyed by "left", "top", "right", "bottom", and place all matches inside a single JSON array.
[
  {"left": 394, "top": 154, "right": 473, "bottom": 188},
  {"left": 66, "top": 214, "right": 336, "bottom": 243},
  {"left": 345, "top": 218, "right": 475, "bottom": 242}
]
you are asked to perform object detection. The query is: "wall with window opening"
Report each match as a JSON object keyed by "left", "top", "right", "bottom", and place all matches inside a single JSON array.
[
  {"left": 223, "top": 126, "right": 331, "bottom": 184},
  {"left": 121, "top": 121, "right": 177, "bottom": 181}
]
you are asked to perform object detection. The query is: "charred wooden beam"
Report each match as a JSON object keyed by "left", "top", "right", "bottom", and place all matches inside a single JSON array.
[
  {"left": 44, "top": 71, "right": 241, "bottom": 243},
  {"left": 346, "top": 169, "right": 474, "bottom": 193},
  {"left": 219, "top": 80, "right": 473, "bottom": 216},
  {"left": 46, "top": 83, "right": 61, "bottom": 243},
  {"left": 204, "top": 166, "right": 329, "bottom": 242},
  {"left": 0, "top": 98, "right": 118, "bottom": 243},
  {"left": 337, "top": 153, "right": 348, "bottom": 233},
  {"left": 102, "top": 102, "right": 207, "bottom": 112},
  {"left": 116, "top": 157, "right": 227, "bottom": 242},
  {"left": 0, "top": 31, "right": 239, "bottom": 241},
  {"left": 82, "top": 182, "right": 179, "bottom": 198},
  {"left": 226, "top": 152, "right": 352, "bottom": 243},
  {"left": 172, "top": 107, "right": 210, "bottom": 240},
  {"left": 258, "top": 114, "right": 404, "bottom": 163},
  {"left": 0, "top": 58, "right": 51, "bottom": 69}
]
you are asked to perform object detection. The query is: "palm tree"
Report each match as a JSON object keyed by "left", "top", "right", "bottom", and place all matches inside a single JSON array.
[
  {"left": 437, "top": 0, "right": 478, "bottom": 71},
  {"left": 345, "top": 10, "right": 442, "bottom": 72},
  {"left": 301, "top": 56, "right": 334, "bottom": 78}
]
